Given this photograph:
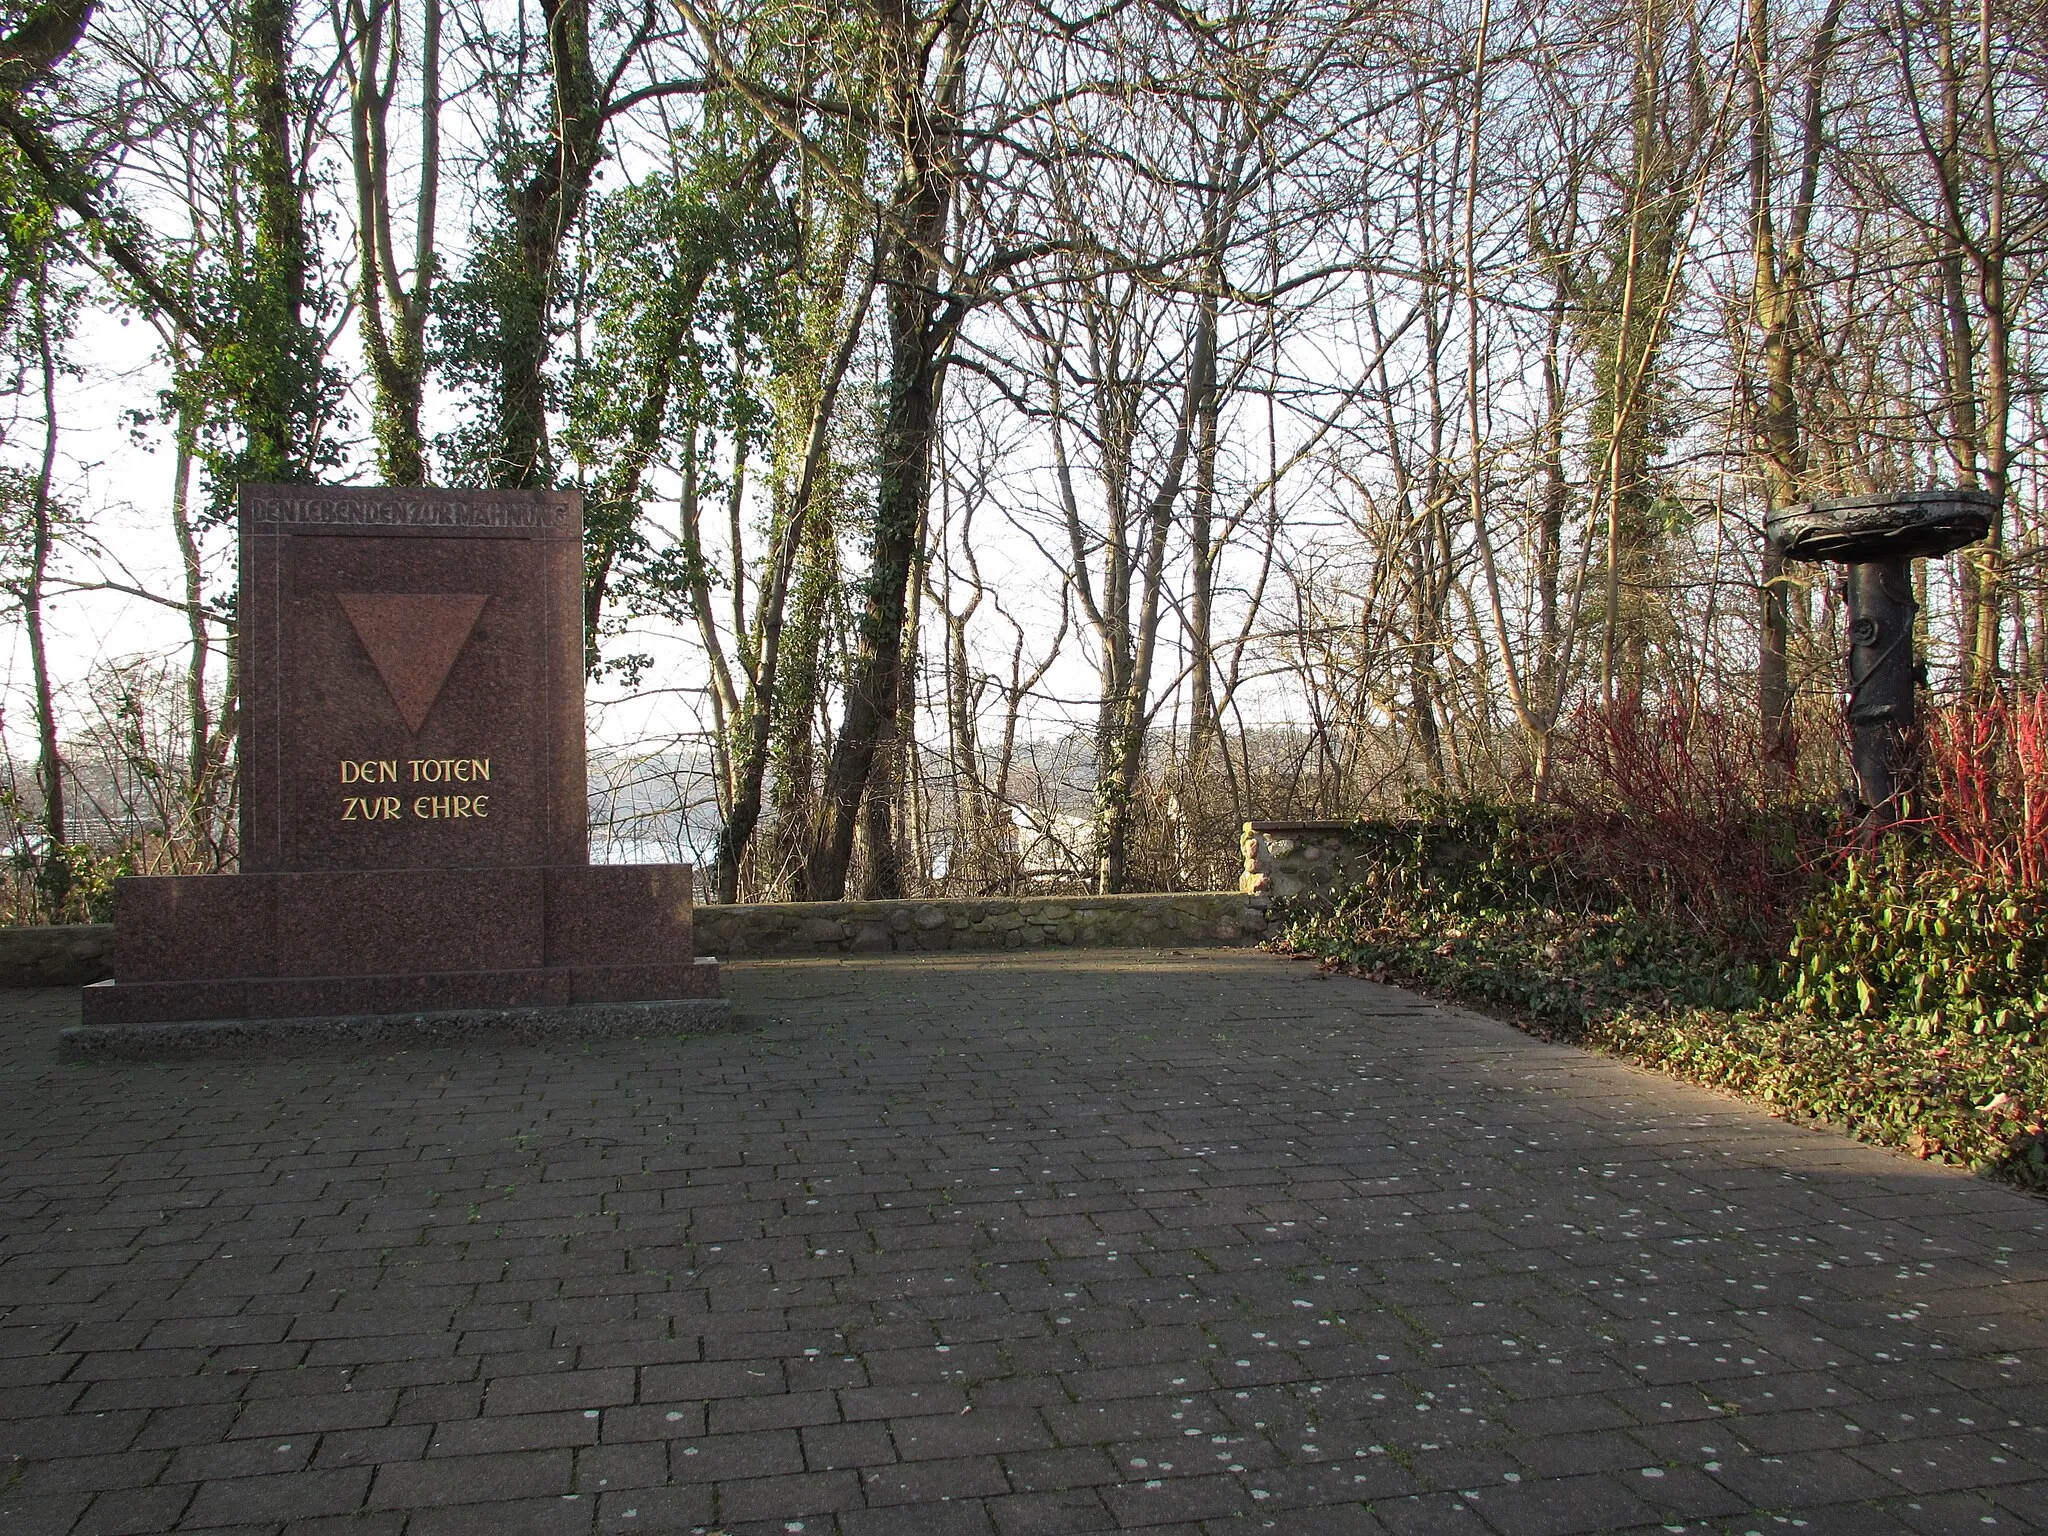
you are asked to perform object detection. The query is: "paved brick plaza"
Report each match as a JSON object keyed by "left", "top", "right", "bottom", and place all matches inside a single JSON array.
[{"left": 1, "top": 950, "right": 2044, "bottom": 1535}]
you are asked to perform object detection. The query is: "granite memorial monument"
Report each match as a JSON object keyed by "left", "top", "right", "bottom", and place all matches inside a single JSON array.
[{"left": 64, "top": 485, "right": 726, "bottom": 1056}]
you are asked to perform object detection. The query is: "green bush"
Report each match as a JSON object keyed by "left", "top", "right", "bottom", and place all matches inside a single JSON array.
[
  {"left": 1277, "top": 804, "right": 2048, "bottom": 1191},
  {"left": 1777, "top": 852, "right": 2047, "bottom": 1034},
  {"left": 0, "top": 784, "right": 134, "bottom": 925},
  {"left": 2, "top": 839, "right": 131, "bottom": 925},
  {"left": 1590, "top": 856, "right": 2048, "bottom": 1188},
  {"left": 1276, "top": 798, "right": 1763, "bottom": 1031}
]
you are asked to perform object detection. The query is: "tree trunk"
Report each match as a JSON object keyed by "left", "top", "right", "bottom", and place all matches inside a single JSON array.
[
  {"left": 494, "top": 0, "right": 604, "bottom": 488},
  {"left": 346, "top": 0, "right": 439, "bottom": 486},
  {"left": 1091, "top": 294, "right": 1207, "bottom": 895},
  {"left": 1967, "top": 0, "right": 2010, "bottom": 693},
  {"left": 809, "top": 272, "right": 936, "bottom": 895},
  {"left": 1527, "top": 293, "right": 1568, "bottom": 797},
  {"left": 1750, "top": 0, "right": 1841, "bottom": 785},
  {"left": 242, "top": 0, "right": 315, "bottom": 481},
  {"left": 25, "top": 272, "right": 64, "bottom": 858},
  {"left": 767, "top": 514, "right": 834, "bottom": 899},
  {"left": 169, "top": 395, "right": 212, "bottom": 847},
  {"left": 1185, "top": 291, "right": 1222, "bottom": 791},
  {"left": 805, "top": 0, "right": 966, "bottom": 900},
  {"left": 854, "top": 700, "right": 902, "bottom": 899}
]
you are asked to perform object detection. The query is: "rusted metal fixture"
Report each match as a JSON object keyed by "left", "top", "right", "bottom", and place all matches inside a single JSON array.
[{"left": 1765, "top": 489, "right": 1996, "bottom": 826}]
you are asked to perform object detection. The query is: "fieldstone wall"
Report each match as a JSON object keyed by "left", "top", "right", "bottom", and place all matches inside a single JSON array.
[
  {"left": 2, "top": 894, "right": 1272, "bottom": 983},
  {"left": 693, "top": 892, "right": 1268, "bottom": 956},
  {"left": 1238, "top": 820, "right": 1374, "bottom": 904},
  {"left": 0, "top": 924, "right": 115, "bottom": 987},
  {"left": 1240, "top": 818, "right": 1483, "bottom": 910}
]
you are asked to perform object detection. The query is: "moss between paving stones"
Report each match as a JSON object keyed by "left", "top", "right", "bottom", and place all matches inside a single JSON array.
[{"left": 1272, "top": 810, "right": 2048, "bottom": 1192}]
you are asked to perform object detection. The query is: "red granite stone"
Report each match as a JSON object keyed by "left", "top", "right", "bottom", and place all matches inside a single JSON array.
[
  {"left": 273, "top": 868, "right": 545, "bottom": 977},
  {"left": 85, "top": 485, "right": 721, "bottom": 1035},
  {"left": 335, "top": 592, "right": 489, "bottom": 732},
  {"left": 246, "top": 968, "right": 574, "bottom": 1019},
  {"left": 545, "top": 866, "right": 694, "bottom": 967},
  {"left": 81, "top": 963, "right": 680, "bottom": 1027},
  {"left": 81, "top": 978, "right": 251, "bottom": 1027},
  {"left": 238, "top": 486, "right": 587, "bottom": 874},
  {"left": 569, "top": 960, "right": 720, "bottom": 1004},
  {"left": 111, "top": 875, "right": 277, "bottom": 983}
]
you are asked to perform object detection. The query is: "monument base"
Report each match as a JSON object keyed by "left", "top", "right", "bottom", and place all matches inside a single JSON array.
[
  {"left": 60, "top": 990, "right": 734, "bottom": 1062},
  {"left": 78, "top": 956, "right": 722, "bottom": 1027},
  {"left": 81, "top": 862, "right": 720, "bottom": 1033}
]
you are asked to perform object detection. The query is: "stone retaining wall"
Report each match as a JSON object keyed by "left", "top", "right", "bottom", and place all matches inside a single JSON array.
[
  {"left": 1240, "top": 818, "right": 1480, "bottom": 909},
  {"left": 1238, "top": 820, "right": 1372, "bottom": 904},
  {"left": 0, "top": 923, "right": 115, "bottom": 987},
  {"left": 2, "top": 893, "right": 1271, "bottom": 984},
  {"left": 694, "top": 891, "right": 1268, "bottom": 956}
]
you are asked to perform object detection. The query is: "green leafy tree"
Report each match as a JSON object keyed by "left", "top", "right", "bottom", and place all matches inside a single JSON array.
[
  {"left": 0, "top": 139, "right": 83, "bottom": 906},
  {"left": 4, "top": 0, "right": 340, "bottom": 507}
]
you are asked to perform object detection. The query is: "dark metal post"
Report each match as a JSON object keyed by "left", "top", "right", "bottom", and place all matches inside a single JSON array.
[
  {"left": 1765, "top": 489, "right": 1994, "bottom": 841},
  {"left": 1843, "top": 557, "right": 1916, "bottom": 823}
]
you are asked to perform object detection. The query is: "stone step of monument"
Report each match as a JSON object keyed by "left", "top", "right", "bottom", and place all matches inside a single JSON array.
[
  {"left": 78, "top": 957, "right": 720, "bottom": 1029},
  {"left": 59, "top": 990, "right": 732, "bottom": 1063},
  {"left": 111, "top": 865, "right": 698, "bottom": 984}
]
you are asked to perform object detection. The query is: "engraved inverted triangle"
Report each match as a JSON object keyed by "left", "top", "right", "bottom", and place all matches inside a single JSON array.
[{"left": 336, "top": 593, "right": 488, "bottom": 734}]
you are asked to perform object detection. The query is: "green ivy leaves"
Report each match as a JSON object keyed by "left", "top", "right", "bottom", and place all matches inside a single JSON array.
[{"left": 1279, "top": 809, "right": 2048, "bottom": 1192}]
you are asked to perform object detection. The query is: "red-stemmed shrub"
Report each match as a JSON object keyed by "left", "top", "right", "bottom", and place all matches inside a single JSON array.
[
  {"left": 1920, "top": 690, "right": 2048, "bottom": 890},
  {"left": 1548, "top": 698, "right": 1828, "bottom": 956}
]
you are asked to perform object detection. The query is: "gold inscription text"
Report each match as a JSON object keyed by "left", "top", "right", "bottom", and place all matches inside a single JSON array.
[
  {"left": 339, "top": 756, "right": 493, "bottom": 820},
  {"left": 412, "top": 794, "right": 489, "bottom": 819},
  {"left": 409, "top": 757, "right": 490, "bottom": 783}
]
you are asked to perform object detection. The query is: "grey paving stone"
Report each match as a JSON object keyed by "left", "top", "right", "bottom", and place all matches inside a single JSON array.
[
  {"left": 670, "top": 1428, "right": 805, "bottom": 1482},
  {"left": 0, "top": 1486, "right": 89, "bottom": 1536},
  {"left": 68, "top": 1482, "right": 197, "bottom": 1535},
  {"left": 0, "top": 952, "right": 2041, "bottom": 1535},
  {"left": 1709, "top": 1445, "right": 1905, "bottom": 1507},
  {"left": 1886, "top": 1489, "right": 2032, "bottom": 1534},
  {"left": 484, "top": 1369, "right": 635, "bottom": 1417},
  {"left": 714, "top": 1466, "right": 864, "bottom": 1519},
  {"left": 181, "top": 1466, "right": 373, "bottom": 1525},
  {"left": 11, "top": 1447, "right": 169, "bottom": 1496},
  {"left": 572, "top": 1441, "right": 667, "bottom": 1493},
  {"left": 709, "top": 1388, "right": 841, "bottom": 1434},
  {"left": 860, "top": 1454, "right": 1010, "bottom": 1505},
  {"left": 985, "top": 1488, "right": 1115, "bottom": 1534},
  {"left": 0, "top": 1410, "right": 146, "bottom": 1459},
  {"left": 839, "top": 1502, "right": 996, "bottom": 1535},
  {"left": 1847, "top": 1432, "right": 2042, "bottom": 1494},
  {"left": 428, "top": 1410, "right": 603, "bottom": 1456},
  {"left": 282, "top": 1514, "right": 407, "bottom": 1536},
  {"left": 164, "top": 1434, "right": 316, "bottom": 1484},
  {"left": 231, "top": 1392, "right": 397, "bottom": 1438},
  {"left": 802, "top": 1418, "right": 898, "bottom": 1471},
  {"left": 403, "top": 1494, "right": 596, "bottom": 1535},
  {"left": 892, "top": 1407, "right": 1055, "bottom": 1461},
  {"left": 1098, "top": 1472, "right": 1252, "bottom": 1526},
  {"left": 367, "top": 1448, "right": 573, "bottom": 1508},
  {"left": 1001, "top": 1446, "right": 1121, "bottom": 1493},
  {"left": 1366, "top": 1490, "right": 1486, "bottom": 1533}
]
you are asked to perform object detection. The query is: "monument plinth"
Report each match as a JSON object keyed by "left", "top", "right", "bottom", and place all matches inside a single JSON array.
[{"left": 64, "top": 485, "right": 726, "bottom": 1058}]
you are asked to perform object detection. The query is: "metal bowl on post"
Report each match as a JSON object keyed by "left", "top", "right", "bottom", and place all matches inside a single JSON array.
[
  {"left": 1764, "top": 489, "right": 1996, "bottom": 829},
  {"left": 1764, "top": 490, "right": 1995, "bottom": 565}
]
